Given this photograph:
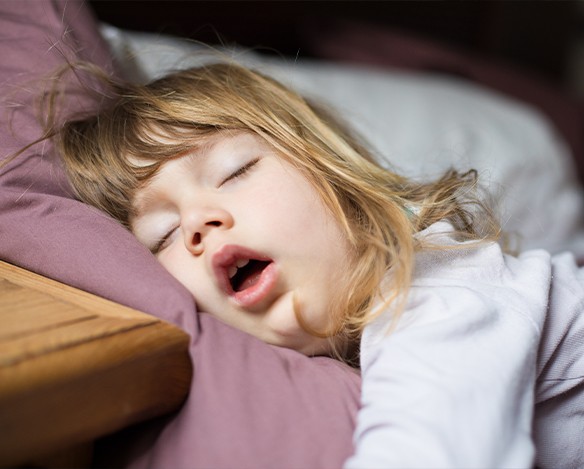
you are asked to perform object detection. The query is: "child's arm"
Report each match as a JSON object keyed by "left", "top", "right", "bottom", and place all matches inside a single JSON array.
[{"left": 346, "top": 225, "right": 548, "bottom": 468}]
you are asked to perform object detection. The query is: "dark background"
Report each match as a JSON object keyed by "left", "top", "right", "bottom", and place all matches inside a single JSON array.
[{"left": 89, "top": 1, "right": 584, "bottom": 95}]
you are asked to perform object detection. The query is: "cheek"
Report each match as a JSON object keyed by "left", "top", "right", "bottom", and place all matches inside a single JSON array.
[
  {"left": 255, "top": 178, "right": 334, "bottom": 236},
  {"left": 157, "top": 249, "right": 201, "bottom": 296},
  {"left": 157, "top": 248, "right": 226, "bottom": 316}
]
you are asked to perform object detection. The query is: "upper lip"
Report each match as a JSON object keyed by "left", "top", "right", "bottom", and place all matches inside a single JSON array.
[{"left": 212, "top": 244, "right": 273, "bottom": 295}]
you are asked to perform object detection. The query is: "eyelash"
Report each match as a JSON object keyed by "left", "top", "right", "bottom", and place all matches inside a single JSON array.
[
  {"left": 220, "top": 158, "right": 260, "bottom": 186},
  {"left": 150, "top": 158, "right": 260, "bottom": 254},
  {"left": 151, "top": 227, "right": 177, "bottom": 254}
]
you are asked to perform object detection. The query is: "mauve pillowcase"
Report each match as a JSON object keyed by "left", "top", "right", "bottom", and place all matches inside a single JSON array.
[{"left": 0, "top": 1, "right": 360, "bottom": 468}]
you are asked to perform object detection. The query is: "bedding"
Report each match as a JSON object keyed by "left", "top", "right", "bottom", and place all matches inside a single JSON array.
[
  {"left": 3, "top": 1, "right": 584, "bottom": 468},
  {"left": 305, "top": 19, "right": 584, "bottom": 185},
  {"left": 0, "top": 2, "right": 360, "bottom": 468},
  {"left": 102, "top": 24, "right": 584, "bottom": 258}
]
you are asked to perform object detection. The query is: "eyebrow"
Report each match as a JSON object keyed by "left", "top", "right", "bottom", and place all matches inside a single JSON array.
[{"left": 132, "top": 187, "right": 162, "bottom": 219}]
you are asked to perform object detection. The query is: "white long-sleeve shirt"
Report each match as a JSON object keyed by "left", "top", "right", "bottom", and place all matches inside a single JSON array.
[{"left": 345, "top": 221, "right": 584, "bottom": 469}]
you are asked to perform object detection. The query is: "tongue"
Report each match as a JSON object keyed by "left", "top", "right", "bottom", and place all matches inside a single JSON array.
[{"left": 235, "top": 261, "right": 269, "bottom": 292}]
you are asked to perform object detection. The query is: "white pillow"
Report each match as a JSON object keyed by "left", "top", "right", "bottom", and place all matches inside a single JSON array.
[{"left": 101, "top": 25, "right": 584, "bottom": 256}]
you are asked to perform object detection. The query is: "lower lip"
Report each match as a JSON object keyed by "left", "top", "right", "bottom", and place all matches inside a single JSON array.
[{"left": 231, "top": 261, "right": 278, "bottom": 308}]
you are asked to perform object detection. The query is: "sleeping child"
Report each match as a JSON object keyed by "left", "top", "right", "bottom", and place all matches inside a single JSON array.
[{"left": 24, "top": 60, "right": 584, "bottom": 467}]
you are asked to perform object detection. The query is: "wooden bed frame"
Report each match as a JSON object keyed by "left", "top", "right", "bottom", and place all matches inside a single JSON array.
[{"left": 0, "top": 260, "right": 192, "bottom": 467}]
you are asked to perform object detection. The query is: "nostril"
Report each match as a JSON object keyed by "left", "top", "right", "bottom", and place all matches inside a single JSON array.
[
  {"left": 208, "top": 221, "right": 222, "bottom": 227},
  {"left": 193, "top": 232, "right": 202, "bottom": 245}
]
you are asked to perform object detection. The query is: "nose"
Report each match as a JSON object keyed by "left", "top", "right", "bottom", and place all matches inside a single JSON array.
[{"left": 182, "top": 206, "right": 234, "bottom": 255}]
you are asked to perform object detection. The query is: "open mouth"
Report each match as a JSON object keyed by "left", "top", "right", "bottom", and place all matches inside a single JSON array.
[
  {"left": 213, "top": 245, "right": 279, "bottom": 308},
  {"left": 228, "top": 259, "right": 271, "bottom": 292}
]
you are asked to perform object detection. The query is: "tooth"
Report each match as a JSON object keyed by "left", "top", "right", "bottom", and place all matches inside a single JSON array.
[
  {"left": 236, "top": 259, "right": 250, "bottom": 268},
  {"left": 228, "top": 265, "right": 237, "bottom": 278}
]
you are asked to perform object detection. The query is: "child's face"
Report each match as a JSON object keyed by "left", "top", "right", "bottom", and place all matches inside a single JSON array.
[{"left": 131, "top": 132, "right": 353, "bottom": 355}]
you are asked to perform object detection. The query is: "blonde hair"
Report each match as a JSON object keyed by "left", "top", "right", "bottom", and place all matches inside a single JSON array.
[{"left": 51, "top": 60, "right": 499, "bottom": 357}]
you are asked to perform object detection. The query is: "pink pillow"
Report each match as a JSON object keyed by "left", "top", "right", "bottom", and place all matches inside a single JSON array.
[{"left": 0, "top": 1, "right": 360, "bottom": 467}]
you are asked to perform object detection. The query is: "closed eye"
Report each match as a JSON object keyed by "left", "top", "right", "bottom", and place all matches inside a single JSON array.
[
  {"left": 151, "top": 226, "right": 179, "bottom": 254},
  {"left": 220, "top": 158, "right": 260, "bottom": 186}
]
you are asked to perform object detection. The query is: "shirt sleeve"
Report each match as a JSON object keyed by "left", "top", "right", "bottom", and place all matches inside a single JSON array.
[{"left": 345, "top": 228, "right": 550, "bottom": 468}]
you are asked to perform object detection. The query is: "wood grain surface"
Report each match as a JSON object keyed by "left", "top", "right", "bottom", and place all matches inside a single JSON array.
[{"left": 0, "top": 261, "right": 192, "bottom": 467}]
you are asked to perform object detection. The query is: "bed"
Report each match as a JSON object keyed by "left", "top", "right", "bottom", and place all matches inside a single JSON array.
[{"left": 1, "top": 1, "right": 583, "bottom": 467}]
